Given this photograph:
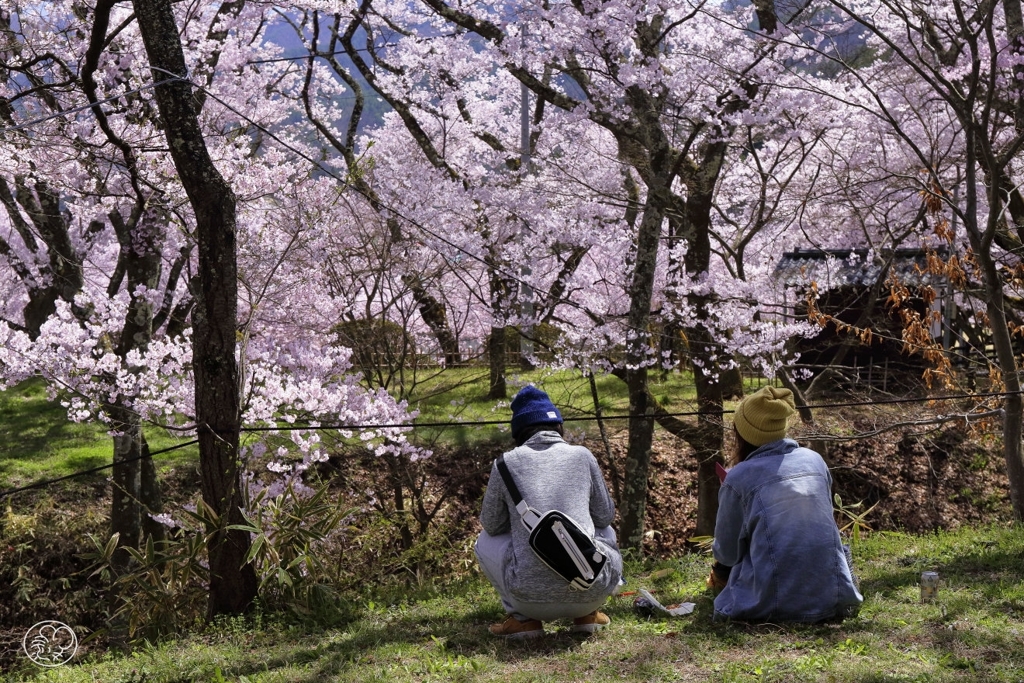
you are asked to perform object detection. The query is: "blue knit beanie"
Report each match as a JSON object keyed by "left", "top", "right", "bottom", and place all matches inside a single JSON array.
[{"left": 510, "top": 386, "right": 563, "bottom": 442}]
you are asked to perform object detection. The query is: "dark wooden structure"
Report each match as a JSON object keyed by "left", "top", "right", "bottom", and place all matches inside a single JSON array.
[{"left": 773, "top": 248, "right": 951, "bottom": 392}]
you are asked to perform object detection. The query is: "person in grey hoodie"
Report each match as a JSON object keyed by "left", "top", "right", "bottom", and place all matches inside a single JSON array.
[
  {"left": 708, "top": 386, "right": 863, "bottom": 623},
  {"left": 475, "top": 386, "right": 624, "bottom": 638}
]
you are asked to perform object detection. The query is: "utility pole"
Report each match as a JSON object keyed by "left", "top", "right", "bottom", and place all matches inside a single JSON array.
[
  {"left": 943, "top": 180, "right": 959, "bottom": 352},
  {"left": 519, "top": 34, "right": 535, "bottom": 370}
]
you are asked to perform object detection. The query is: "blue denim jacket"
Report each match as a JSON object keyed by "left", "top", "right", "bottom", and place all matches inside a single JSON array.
[{"left": 712, "top": 438, "right": 863, "bottom": 622}]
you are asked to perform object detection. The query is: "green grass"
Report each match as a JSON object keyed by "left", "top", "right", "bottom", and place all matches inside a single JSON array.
[
  {"left": 0, "top": 378, "right": 199, "bottom": 492},
  {"left": 1, "top": 366, "right": 766, "bottom": 491},
  {"left": 403, "top": 366, "right": 711, "bottom": 446},
  {"left": 6, "top": 524, "right": 1024, "bottom": 682},
  {"left": 0, "top": 368, "right": 669, "bottom": 489}
]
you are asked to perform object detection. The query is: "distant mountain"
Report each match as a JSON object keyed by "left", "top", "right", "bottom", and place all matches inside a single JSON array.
[{"left": 261, "top": 14, "right": 390, "bottom": 136}]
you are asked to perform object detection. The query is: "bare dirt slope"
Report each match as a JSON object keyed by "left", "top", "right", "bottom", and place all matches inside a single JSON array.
[
  {"left": 629, "top": 408, "right": 1011, "bottom": 557},
  {"left": 431, "top": 399, "right": 1011, "bottom": 558}
]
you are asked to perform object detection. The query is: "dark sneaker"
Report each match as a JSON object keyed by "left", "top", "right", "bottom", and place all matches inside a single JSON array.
[
  {"left": 488, "top": 615, "right": 544, "bottom": 639},
  {"left": 571, "top": 610, "right": 610, "bottom": 633}
]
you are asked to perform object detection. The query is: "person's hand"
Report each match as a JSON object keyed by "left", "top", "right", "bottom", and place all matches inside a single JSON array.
[
  {"left": 706, "top": 563, "right": 729, "bottom": 594},
  {"left": 706, "top": 570, "right": 726, "bottom": 593}
]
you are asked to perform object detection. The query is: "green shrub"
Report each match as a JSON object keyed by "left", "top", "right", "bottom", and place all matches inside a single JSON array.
[
  {"left": 232, "top": 478, "right": 355, "bottom": 620},
  {"left": 0, "top": 497, "right": 107, "bottom": 671},
  {"left": 82, "top": 504, "right": 211, "bottom": 642}
]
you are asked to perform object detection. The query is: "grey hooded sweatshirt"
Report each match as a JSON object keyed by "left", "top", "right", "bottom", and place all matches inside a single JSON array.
[{"left": 479, "top": 430, "right": 623, "bottom": 606}]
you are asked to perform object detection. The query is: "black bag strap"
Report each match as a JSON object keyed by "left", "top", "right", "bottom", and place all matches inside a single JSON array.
[
  {"left": 495, "top": 455, "right": 522, "bottom": 504},
  {"left": 495, "top": 455, "right": 541, "bottom": 529}
]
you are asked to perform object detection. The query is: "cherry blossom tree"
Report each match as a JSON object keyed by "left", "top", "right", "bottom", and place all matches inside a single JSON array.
[
  {"left": 0, "top": 1, "right": 194, "bottom": 554},
  {"left": 0, "top": 0, "right": 423, "bottom": 616},
  {"left": 298, "top": 0, "right": 844, "bottom": 542},
  {"left": 789, "top": 0, "right": 1024, "bottom": 519}
]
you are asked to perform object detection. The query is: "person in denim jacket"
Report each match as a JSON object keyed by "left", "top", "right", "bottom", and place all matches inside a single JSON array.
[{"left": 708, "top": 386, "right": 862, "bottom": 622}]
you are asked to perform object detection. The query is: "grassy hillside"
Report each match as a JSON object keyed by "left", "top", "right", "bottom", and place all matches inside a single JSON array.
[
  {"left": 0, "top": 367, "right": 713, "bottom": 491},
  {"left": 0, "top": 370, "right": 563, "bottom": 491},
  {"left": 4, "top": 523, "right": 1024, "bottom": 682},
  {"left": 399, "top": 366, "right": 708, "bottom": 446},
  {"left": 2, "top": 373, "right": 1019, "bottom": 681},
  {"left": 0, "top": 378, "right": 198, "bottom": 492}
]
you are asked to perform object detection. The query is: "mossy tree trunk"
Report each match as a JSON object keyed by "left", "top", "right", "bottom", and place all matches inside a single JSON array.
[{"left": 132, "top": 0, "right": 257, "bottom": 616}]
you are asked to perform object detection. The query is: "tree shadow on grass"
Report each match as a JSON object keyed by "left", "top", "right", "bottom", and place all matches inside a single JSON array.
[
  {"left": 0, "top": 419, "right": 101, "bottom": 463},
  {"left": 188, "top": 601, "right": 607, "bottom": 683},
  {"left": 0, "top": 444, "right": 109, "bottom": 496},
  {"left": 0, "top": 382, "right": 108, "bottom": 489},
  {"left": 259, "top": 599, "right": 857, "bottom": 682},
  {"left": 861, "top": 542, "right": 1024, "bottom": 596}
]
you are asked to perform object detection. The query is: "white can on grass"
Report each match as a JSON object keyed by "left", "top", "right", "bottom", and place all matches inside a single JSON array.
[{"left": 920, "top": 571, "right": 939, "bottom": 602}]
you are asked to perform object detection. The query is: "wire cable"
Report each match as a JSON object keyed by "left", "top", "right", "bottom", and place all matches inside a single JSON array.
[
  {"left": 0, "top": 439, "right": 199, "bottom": 499},
  {"left": 235, "top": 386, "right": 1019, "bottom": 432},
  {"left": 0, "top": 386, "right": 1014, "bottom": 500}
]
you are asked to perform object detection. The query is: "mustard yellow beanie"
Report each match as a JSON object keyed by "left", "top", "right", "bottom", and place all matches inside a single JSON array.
[{"left": 733, "top": 386, "right": 796, "bottom": 446}]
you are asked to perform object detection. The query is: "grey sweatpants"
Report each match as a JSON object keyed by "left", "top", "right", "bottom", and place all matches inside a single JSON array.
[{"left": 475, "top": 526, "right": 617, "bottom": 621}]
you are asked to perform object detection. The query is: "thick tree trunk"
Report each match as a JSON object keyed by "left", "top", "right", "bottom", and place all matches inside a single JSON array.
[
  {"left": 975, "top": 246, "right": 1024, "bottom": 519},
  {"left": 109, "top": 409, "right": 165, "bottom": 556},
  {"left": 132, "top": 0, "right": 257, "bottom": 616},
  {"left": 719, "top": 366, "right": 744, "bottom": 400},
  {"left": 386, "top": 455, "right": 415, "bottom": 552},
  {"left": 487, "top": 254, "right": 510, "bottom": 398},
  {"left": 682, "top": 296, "right": 726, "bottom": 535},
  {"left": 990, "top": 3, "right": 1024, "bottom": 519},
  {"left": 622, "top": 374, "right": 655, "bottom": 550},
  {"left": 618, "top": 199, "right": 666, "bottom": 550},
  {"left": 108, "top": 204, "right": 166, "bottom": 552},
  {"left": 687, "top": 327, "right": 725, "bottom": 536},
  {"left": 139, "top": 434, "right": 165, "bottom": 544},
  {"left": 956, "top": 118, "right": 1024, "bottom": 520},
  {"left": 678, "top": 145, "right": 731, "bottom": 537},
  {"left": 110, "top": 406, "right": 143, "bottom": 563},
  {"left": 405, "top": 275, "right": 461, "bottom": 366},
  {"left": 487, "top": 326, "right": 507, "bottom": 399}
]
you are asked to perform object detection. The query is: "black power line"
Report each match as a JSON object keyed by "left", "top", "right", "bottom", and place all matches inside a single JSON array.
[
  {"left": 0, "top": 439, "right": 199, "bottom": 499},
  {"left": 0, "top": 387, "right": 1014, "bottom": 500}
]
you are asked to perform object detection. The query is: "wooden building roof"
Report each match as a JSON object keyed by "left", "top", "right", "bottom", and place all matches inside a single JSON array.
[{"left": 773, "top": 248, "right": 946, "bottom": 289}]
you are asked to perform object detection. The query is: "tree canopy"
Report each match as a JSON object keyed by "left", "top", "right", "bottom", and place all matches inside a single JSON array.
[{"left": 3, "top": 0, "right": 1024, "bottom": 613}]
